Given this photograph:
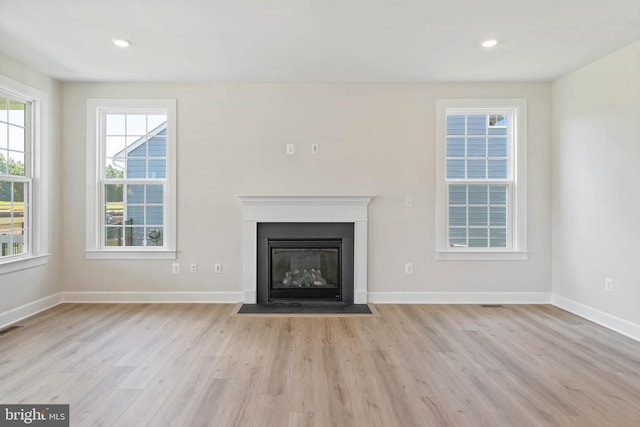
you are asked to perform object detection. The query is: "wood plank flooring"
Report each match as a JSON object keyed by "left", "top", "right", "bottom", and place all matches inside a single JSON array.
[{"left": 1, "top": 303, "right": 639, "bottom": 426}]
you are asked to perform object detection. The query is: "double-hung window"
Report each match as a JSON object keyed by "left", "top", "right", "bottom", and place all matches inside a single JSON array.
[
  {"left": 0, "top": 75, "right": 49, "bottom": 273},
  {"left": 436, "top": 99, "right": 527, "bottom": 260},
  {"left": 86, "top": 99, "right": 176, "bottom": 259}
]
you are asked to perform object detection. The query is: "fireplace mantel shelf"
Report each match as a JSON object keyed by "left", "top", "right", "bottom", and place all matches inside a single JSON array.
[
  {"left": 238, "top": 195, "right": 374, "bottom": 206},
  {"left": 238, "top": 195, "right": 374, "bottom": 304}
]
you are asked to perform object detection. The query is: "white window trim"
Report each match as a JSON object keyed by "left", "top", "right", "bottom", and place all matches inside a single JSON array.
[
  {"left": 0, "top": 75, "right": 50, "bottom": 275},
  {"left": 86, "top": 99, "right": 177, "bottom": 260},
  {"left": 435, "top": 98, "right": 527, "bottom": 261}
]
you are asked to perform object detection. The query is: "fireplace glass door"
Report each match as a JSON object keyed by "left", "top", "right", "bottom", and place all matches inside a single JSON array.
[{"left": 269, "top": 240, "right": 341, "bottom": 300}]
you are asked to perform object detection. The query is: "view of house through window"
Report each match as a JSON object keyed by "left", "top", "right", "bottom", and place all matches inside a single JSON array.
[
  {"left": 445, "top": 111, "right": 513, "bottom": 249},
  {"left": 102, "top": 112, "right": 167, "bottom": 247},
  {"left": 0, "top": 95, "right": 30, "bottom": 258}
]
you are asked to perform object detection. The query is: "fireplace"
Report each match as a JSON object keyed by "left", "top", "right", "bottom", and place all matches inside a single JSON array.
[
  {"left": 238, "top": 195, "right": 373, "bottom": 304},
  {"left": 257, "top": 223, "right": 354, "bottom": 303}
]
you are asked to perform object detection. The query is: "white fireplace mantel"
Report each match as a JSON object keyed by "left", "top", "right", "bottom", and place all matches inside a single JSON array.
[{"left": 238, "top": 195, "right": 374, "bottom": 304}]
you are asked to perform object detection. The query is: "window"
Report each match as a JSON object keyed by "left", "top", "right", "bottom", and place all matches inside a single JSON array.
[
  {"left": 436, "top": 99, "right": 527, "bottom": 260},
  {"left": 86, "top": 99, "right": 176, "bottom": 259},
  {"left": 0, "top": 75, "right": 49, "bottom": 274}
]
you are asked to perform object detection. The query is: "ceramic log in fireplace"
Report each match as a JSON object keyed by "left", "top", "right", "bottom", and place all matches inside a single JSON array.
[{"left": 257, "top": 223, "right": 354, "bottom": 304}]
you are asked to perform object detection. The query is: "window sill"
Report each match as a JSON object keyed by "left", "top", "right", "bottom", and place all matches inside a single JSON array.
[
  {"left": 0, "top": 254, "right": 50, "bottom": 275},
  {"left": 436, "top": 250, "right": 528, "bottom": 261},
  {"left": 85, "top": 250, "right": 177, "bottom": 260}
]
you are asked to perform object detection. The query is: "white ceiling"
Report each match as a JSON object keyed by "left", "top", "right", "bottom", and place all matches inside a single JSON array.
[{"left": 0, "top": 0, "right": 639, "bottom": 83}]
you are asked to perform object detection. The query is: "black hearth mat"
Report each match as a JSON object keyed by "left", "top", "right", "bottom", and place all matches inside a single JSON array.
[{"left": 238, "top": 302, "right": 373, "bottom": 315}]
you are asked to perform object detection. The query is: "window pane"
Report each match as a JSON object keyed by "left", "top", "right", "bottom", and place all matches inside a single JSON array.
[
  {"left": 0, "top": 97, "right": 7, "bottom": 122},
  {"left": 490, "top": 207, "right": 507, "bottom": 227},
  {"left": 468, "top": 185, "right": 488, "bottom": 205},
  {"left": 128, "top": 141, "right": 147, "bottom": 157},
  {"left": 148, "top": 136, "right": 166, "bottom": 157},
  {"left": 467, "top": 115, "right": 486, "bottom": 135},
  {"left": 449, "top": 206, "right": 466, "bottom": 226},
  {"left": 105, "top": 226, "right": 123, "bottom": 246},
  {"left": 127, "top": 206, "right": 144, "bottom": 225},
  {"left": 467, "top": 137, "right": 486, "bottom": 157},
  {"left": 105, "top": 136, "right": 126, "bottom": 158},
  {"left": 449, "top": 228, "right": 466, "bottom": 246},
  {"left": 8, "top": 125, "right": 24, "bottom": 151},
  {"left": 490, "top": 228, "right": 507, "bottom": 247},
  {"left": 449, "top": 185, "right": 466, "bottom": 205},
  {"left": 126, "top": 184, "right": 144, "bottom": 203},
  {"left": 146, "top": 227, "right": 163, "bottom": 246},
  {"left": 467, "top": 160, "right": 486, "bottom": 179},
  {"left": 488, "top": 159, "right": 508, "bottom": 179},
  {"left": 129, "top": 226, "right": 145, "bottom": 246},
  {"left": 8, "top": 151, "right": 25, "bottom": 176},
  {"left": 489, "top": 185, "right": 507, "bottom": 204},
  {"left": 446, "top": 159, "right": 465, "bottom": 179},
  {"left": 468, "top": 228, "right": 488, "bottom": 247},
  {"left": 146, "top": 206, "right": 163, "bottom": 225},
  {"left": 0, "top": 123, "right": 7, "bottom": 149},
  {"left": 8, "top": 100, "right": 25, "bottom": 126},
  {"left": 446, "top": 115, "right": 465, "bottom": 135},
  {"left": 106, "top": 114, "right": 125, "bottom": 135},
  {"left": 0, "top": 180, "right": 10, "bottom": 203},
  {"left": 447, "top": 137, "right": 465, "bottom": 157},
  {"left": 126, "top": 115, "right": 147, "bottom": 136},
  {"left": 127, "top": 158, "right": 146, "bottom": 178},
  {"left": 105, "top": 184, "right": 123, "bottom": 203},
  {"left": 13, "top": 182, "right": 24, "bottom": 203},
  {"left": 146, "top": 185, "right": 163, "bottom": 203},
  {"left": 105, "top": 202, "right": 123, "bottom": 227},
  {"left": 148, "top": 115, "right": 166, "bottom": 131},
  {"left": 148, "top": 159, "right": 166, "bottom": 178},
  {"left": 469, "top": 207, "right": 488, "bottom": 226},
  {"left": 488, "top": 137, "right": 507, "bottom": 157}
]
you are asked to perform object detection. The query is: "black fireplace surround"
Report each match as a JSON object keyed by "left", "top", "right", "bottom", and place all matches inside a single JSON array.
[{"left": 257, "top": 222, "right": 354, "bottom": 304}]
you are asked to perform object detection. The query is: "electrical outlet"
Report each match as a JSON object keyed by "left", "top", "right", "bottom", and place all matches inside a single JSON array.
[
  {"left": 605, "top": 278, "right": 613, "bottom": 291},
  {"left": 286, "top": 144, "right": 295, "bottom": 155},
  {"left": 405, "top": 197, "right": 413, "bottom": 208},
  {"left": 190, "top": 263, "right": 198, "bottom": 273},
  {"left": 172, "top": 263, "right": 180, "bottom": 274},
  {"left": 214, "top": 263, "right": 222, "bottom": 274},
  {"left": 405, "top": 263, "right": 413, "bottom": 274},
  {"left": 311, "top": 144, "right": 319, "bottom": 154}
]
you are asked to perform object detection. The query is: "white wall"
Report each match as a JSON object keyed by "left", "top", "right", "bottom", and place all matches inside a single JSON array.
[
  {"left": 61, "top": 82, "right": 552, "bottom": 300},
  {"left": 552, "top": 41, "right": 640, "bottom": 330},
  {"left": 0, "top": 53, "right": 62, "bottom": 315}
]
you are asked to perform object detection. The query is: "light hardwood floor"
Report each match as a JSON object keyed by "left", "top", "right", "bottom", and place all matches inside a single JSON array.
[{"left": 1, "top": 303, "right": 639, "bottom": 426}]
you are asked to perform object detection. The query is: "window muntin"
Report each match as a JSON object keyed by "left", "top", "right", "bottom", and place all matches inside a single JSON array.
[
  {"left": 100, "top": 111, "right": 168, "bottom": 248},
  {"left": 445, "top": 111, "right": 513, "bottom": 249},
  {"left": 0, "top": 95, "right": 31, "bottom": 259}
]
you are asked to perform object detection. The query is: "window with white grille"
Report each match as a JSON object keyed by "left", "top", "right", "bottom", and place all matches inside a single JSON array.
[
  {"left": 0, "top": 75, "right": 49, "bottom": 274},
  {"left": 86, "top": 99, "right": 176, "bottom": 260},
  {"left": 436, "top": 99, "right": 527, "bottom": 260}
]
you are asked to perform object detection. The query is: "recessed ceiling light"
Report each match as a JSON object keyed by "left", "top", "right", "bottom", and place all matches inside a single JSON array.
[
  {"left": 112, "top": 38, "right": 130, "bottom": 48},
  {"left": 481, "top": 39, "right": 498, "bottom": 48}
]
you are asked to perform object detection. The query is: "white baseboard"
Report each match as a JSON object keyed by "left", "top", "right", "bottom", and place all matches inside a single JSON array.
[
  {"left": 368, "top": 291, "right": 551, "bottom": 304},
  {"left": 551, "top": 294, "right": 640, "bottom": 342},
  {"left": 61, "top": 291, "right": 244, "bottom": 303},
  {"left": 0, "top": 293, "right": 63, "bottom": 330}
]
